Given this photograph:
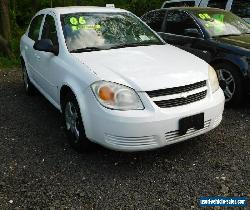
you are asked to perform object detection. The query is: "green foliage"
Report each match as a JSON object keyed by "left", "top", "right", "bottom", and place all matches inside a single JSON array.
[
  {"left": 13, "top": 0, "right": 163, "bottom": 28},
  {"left": 1, "top": 0, "right": 163, "bottom": 68},
  {"left": 0, "top": 56, "right": 19, "bottom": 68}
]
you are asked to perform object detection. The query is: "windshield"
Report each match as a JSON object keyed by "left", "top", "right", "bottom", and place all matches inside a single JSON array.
[
  {"left": 192, "top": 10, "right": 250, "bottom": 37},
  {"left": 60, "top": 12, "right": 164, "bottom": 52}
]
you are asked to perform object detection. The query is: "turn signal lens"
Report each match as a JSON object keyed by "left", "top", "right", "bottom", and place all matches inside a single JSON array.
[{"left": 99, "top": 86, "right": 114, "bottom": 101}]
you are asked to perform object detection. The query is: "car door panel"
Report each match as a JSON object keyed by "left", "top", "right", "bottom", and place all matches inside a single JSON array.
[
  {"left": 35, "top": 14, "right": 60, "bottom": 103},
  {"left": 160, "top": 32, "right": 194, "bottom": 46},
  {"left": 36, "top": 51, "right": 60, "bottom": 102},
  {"left": 25, "top": 15, "right": 44, "bottom": 84},
  {"left": 160, "top": 32, "right": 213, "bottom": 62}
]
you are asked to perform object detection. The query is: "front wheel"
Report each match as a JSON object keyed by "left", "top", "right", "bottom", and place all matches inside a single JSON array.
[
  {"left": 214, "top": 63, "right": 244, "bottom": 107},
  {"left": 62, "top": 93, "right": 93, "bottom": 152}
]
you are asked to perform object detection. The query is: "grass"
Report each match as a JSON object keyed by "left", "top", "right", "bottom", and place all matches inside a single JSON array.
[{"left": 0, "top": 56, "right": 20, "bottom": 69}]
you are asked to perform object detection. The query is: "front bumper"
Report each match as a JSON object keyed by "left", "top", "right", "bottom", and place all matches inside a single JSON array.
[{"left": 82, "top": 88, "right": 225, "bottom": 152}]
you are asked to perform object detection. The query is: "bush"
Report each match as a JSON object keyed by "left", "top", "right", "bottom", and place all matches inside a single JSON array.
[
  {"left": 0, "top": 0, "right": 163, "bottom": 68},
  {"left": 0, "top": 56, "right": 19, "bottom": 68}
]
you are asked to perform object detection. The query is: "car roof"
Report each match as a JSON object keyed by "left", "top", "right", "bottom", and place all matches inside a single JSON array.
[
  {"left": 157, "top": 6, "right": 227, "bottom": 13},
  {"left": 38, "top": 6, "right": 128, "bottom": 15}
]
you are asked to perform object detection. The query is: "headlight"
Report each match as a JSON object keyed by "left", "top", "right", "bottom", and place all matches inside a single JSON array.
[
  {"left": 91, "top": 81, "right": 144, "bottom": 110},
  {"left": 208, "top": 66, "right": 219, "bottom": 93}
]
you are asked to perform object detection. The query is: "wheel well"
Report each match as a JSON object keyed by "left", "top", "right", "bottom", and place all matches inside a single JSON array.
[
  {"left": 210, "top": 59, "right": 239, "bottom": 71},
  {"left": 210, "top": 59, "right": 244, "bottom": 78},
  {"left": 20, "top": 56, "right": 25, "bottom": 68},
  {"left": 60, "top": 85, "right": 74, "bottom": 109}
]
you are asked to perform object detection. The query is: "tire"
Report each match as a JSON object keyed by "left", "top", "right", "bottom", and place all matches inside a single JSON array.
[
  {"left": 62, "top": 92, "right": 93, "bottom": 153},
  {"left": 22, "top": 64, "right": 36, "bottom": 96},
  {"left": 214, "top": 63, "right": 244, "bottom": 107}
]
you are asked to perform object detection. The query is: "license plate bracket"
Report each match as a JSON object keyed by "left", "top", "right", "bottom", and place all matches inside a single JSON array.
[{"left": 179, "top": 113, "right": 204, "bottom": 136}]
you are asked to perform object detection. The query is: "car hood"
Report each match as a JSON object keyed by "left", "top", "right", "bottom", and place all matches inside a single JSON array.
[
  {"left": 214, "top": 34, "right": 250, "bottom": 51},
  {"left": 72, "top": 45, "right": 208, "bottom": 91}
]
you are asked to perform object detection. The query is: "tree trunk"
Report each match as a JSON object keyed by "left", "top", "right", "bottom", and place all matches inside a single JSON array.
[
  {"left": 0, "top": 0, "right": 11, "bottom": 56},
  {"left": 0, "top": 0, "right": 11, "bottom": 40},
  {"left": 0, "top": 35, "right": 11, "bottom": 56},
  {"left": 76, "top": 0, "right": 81, "bottom": 5}
]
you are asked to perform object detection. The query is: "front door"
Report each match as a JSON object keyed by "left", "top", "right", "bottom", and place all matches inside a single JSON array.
[
  {"left": 35, "top": 14, "right": 60, "bottom": 103},
  {"left": 161, "top": 10, "right": 212, "bottom": 62}
]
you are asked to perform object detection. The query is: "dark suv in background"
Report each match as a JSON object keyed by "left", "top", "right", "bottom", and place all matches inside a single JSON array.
[
  {"left": 142, "top": 7, "right": 250, "bottom": 106},
  {"left": 161, "top": 0, "right": 250, "bottom": 23}
]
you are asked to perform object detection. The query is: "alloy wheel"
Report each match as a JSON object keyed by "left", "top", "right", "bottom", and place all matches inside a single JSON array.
[
  {"left": 65, "top": 101, "right": 80, "bottom": 142},
  {"left": 217, "top": 69, "right": 236, "bottom": 102}
]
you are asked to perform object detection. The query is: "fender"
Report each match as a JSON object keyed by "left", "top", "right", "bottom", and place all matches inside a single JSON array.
[
  {"left": 210, "top": 53, "right": 249, "bottom": 77},
  {"left": 59, "top": 79, "right": 94, "bottom": 139}
]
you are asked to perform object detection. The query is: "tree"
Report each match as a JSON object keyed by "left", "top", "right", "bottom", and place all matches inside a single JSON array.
[{"left": 0, "top": 0, "right": 11, "bottom": 56}]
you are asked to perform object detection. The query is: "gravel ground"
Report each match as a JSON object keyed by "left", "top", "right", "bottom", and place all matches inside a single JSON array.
[{"left": 0, "top": 68, "right": 249, "bottom": 209}]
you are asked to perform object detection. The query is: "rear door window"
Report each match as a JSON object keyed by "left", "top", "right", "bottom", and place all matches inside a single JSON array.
[
  {"left": 207, "top": 0, "right": 228, "bottom": 9},
  {"left": 141, "top": 10, "right": 166, "bottom": 32},
  {"left": 28, "top": 15, "right": 44, "bottom": 41},
  {"left": 231, "top": 0, "right": 250, "bottom": 18}
]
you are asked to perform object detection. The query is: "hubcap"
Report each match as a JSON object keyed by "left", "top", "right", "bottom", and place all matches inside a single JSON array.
[
  {"left": 65, "top": 102, "right": 80, "bottom": 142},
  {"left": 217, "top": 69, "right": 235, "bottom": 102}
]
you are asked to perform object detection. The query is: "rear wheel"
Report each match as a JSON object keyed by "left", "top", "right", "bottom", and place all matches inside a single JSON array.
[
  {"left": 62, "top": 93, "right": 92, "bottom": 152},
  {"left": 22, "top": 65, "right": 36, "bottom": 95},
  {"left": 214, "top": 63, "right": 244, "bottom": 107}
]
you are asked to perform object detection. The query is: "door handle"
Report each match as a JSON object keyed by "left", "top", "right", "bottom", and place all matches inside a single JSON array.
[{"left": 34, "top": 53, "right": 40, "bottom": 60}]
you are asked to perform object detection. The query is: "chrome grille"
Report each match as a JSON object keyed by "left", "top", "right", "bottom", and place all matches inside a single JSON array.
[
  {"left": 154, "top": 91, "right": 207, "bottom": 108},
  {"left": 105, "top": 134, "right": 158, "bottom": 147},
  {"left": 147, "top": 80, "right": 206, "bottom": 98}
]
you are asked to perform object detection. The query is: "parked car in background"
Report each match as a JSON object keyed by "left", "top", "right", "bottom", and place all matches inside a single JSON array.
[
  {"left": 142, "top": 7, "right": 250, "bottom": 106},
  {"left": 199, "top": 0, "right": 250, "bottom": 23},
  {"left": 20, "top": 6, "right": 224, "bottom": 152},
  {"left": 161, "top": 0, "right": 250, "bottom": 23},
  {"left": 161, "top": 0, "right": 200, "bottom": 8}
]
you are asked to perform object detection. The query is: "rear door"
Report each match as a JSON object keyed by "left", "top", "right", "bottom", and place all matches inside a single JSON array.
[{"left": 25, "top": 14, "right": 44, "bottom": 83}]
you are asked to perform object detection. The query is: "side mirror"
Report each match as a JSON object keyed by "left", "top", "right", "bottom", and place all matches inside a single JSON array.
[
  {"left": 184, "top": 28, "right": 202, "bottom": 38},
  {"left": 33, "top": 39, "right": 58, "bottom": 55}
]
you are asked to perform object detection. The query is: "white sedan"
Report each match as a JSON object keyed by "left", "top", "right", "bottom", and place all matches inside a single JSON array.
[{"left": 20, "top": 6, "right": 225, "bottom": 152}]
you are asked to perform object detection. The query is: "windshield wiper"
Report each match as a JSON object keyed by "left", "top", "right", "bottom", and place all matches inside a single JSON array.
[
  {"left": 71, "top": 42, "right": 164, "bottom": 52},
  {"left": 70, "top": 47, "right": 104, "bottom": 53},
  {"left": 109, "top": 42, "right": 163, "bottom": 49},
  {"left": 138, "top": 41, "right": 165, "bottom": 46},
  {"left": 109, "top": 43, "right": 143, "bottom": 49},
  {"left": 215, "top": 34, "right": 241, "bottom": 37}
]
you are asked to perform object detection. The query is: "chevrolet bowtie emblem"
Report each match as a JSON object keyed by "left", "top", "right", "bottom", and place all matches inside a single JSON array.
[{"left": 180, "top": 92, "right": 189, "bottom": 98}]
